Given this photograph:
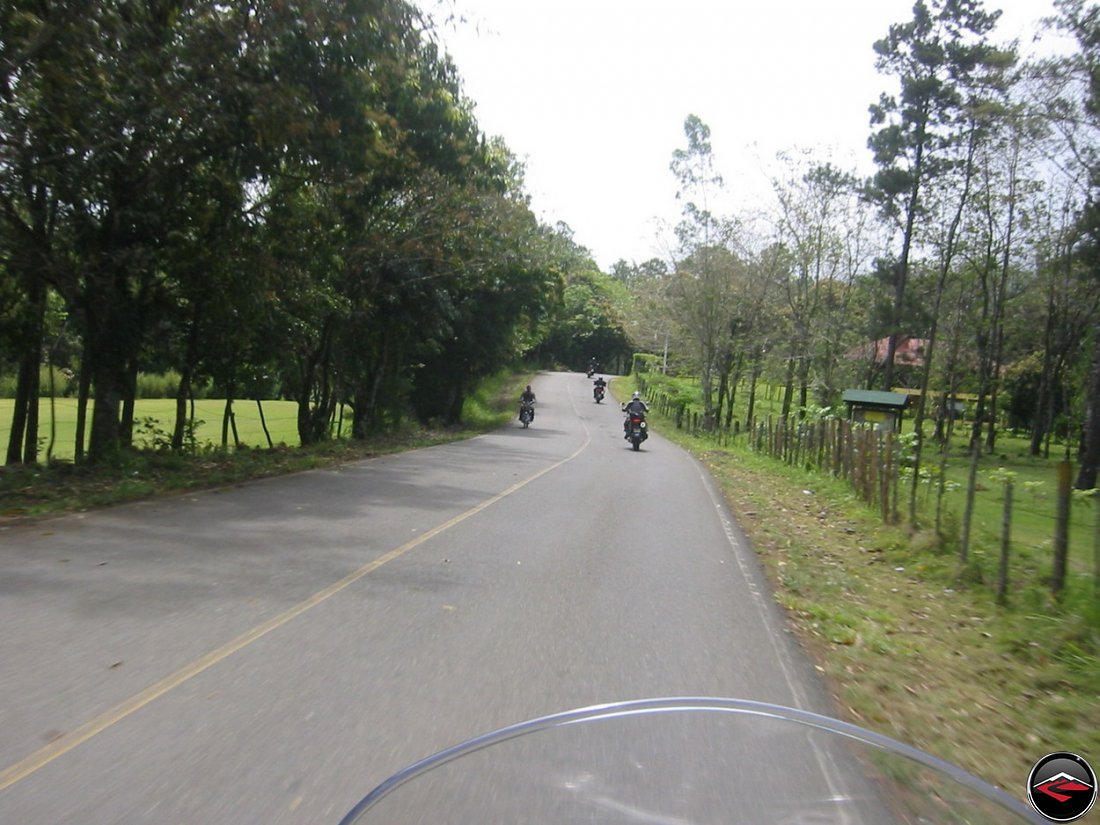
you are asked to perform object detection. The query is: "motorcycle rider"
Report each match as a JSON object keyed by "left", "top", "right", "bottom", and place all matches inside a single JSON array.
[
  {"left": 593, "top": 375, "right": 607, "bottom": 399},
  {"left": 622, "top": 391, "right": 648, "bottom": 438},
  {"left": 519, "top": 385, "right": 537, "bottom": 420}
]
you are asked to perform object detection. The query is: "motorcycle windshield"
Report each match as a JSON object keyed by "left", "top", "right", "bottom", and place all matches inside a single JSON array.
[{"left": 341, "top": 698, "right": 1042, "bottom": 824}]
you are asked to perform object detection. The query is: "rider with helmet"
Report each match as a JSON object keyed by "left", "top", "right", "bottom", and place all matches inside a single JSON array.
[
  {"left": 519, "top": 385, "right": 537, "bottom": 420},
  {"left": 592, "top": 375, "right": 607, "bottom": 400},
  {"left": 622, "top": 391, "right": 648, "bottom": 438}
]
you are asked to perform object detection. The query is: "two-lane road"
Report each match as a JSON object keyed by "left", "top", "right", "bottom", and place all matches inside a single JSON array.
[{"left": 0, "top": 371, "right": 863, "bottom": 823}]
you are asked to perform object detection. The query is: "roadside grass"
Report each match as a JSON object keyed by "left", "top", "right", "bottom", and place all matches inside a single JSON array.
[
  {"left": 460, "top": 368, "right": 527, "bottom": 429},
  {"left": 0, "top": 369, "right": 533, "bottom": 519},
  {"left": 613, "top": 376, "right": 1100, "bottom": 803},
  {"left": 636, "top": 371, "right": 1099, "bottom": 580}
]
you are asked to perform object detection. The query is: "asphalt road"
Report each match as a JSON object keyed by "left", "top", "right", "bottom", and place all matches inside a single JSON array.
[{"left": 0, "top": 371, "right": 889, "bottom": 823}]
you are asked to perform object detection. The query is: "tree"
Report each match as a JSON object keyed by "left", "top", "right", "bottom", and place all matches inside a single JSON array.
[
  {"left": 667, "top": 115, "right": 744, "bottom": 426},
  {"left": 1036, "top": 0, "right": 1100, "bottom": 488},
  {"left": 770, "top": 155, "right": 867, "bottom": 417},
  {"left": 867, "top": 0, "right": 1004, "bottom": 390}
]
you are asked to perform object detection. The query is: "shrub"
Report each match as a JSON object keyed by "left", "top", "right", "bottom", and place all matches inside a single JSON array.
[
  {"left": 0, "top": 366, "right": 76, "bottom": 398},
  {"left": 136, "top": 371, "right": 182, "bottom": 399}
]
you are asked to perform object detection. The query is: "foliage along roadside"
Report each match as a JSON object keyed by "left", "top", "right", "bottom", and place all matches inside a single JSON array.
[
  {"left": 613, "top": 377, "right": 1100, "bottom": 804},
  {"left": 0, "top": 370, "right": 535, "bottom": 521},
  {"left": 1, "top": 1, "right": 615, "bottom": 467}
]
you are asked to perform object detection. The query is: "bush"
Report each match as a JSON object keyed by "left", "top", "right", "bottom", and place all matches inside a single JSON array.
[
  {"left": 39, "top": 365, "right": 76, "bottom": 396},
  {"left": 0, "top": 366, "right": 76, "bottom": 398},
  {"left": 136, "top": 371, "right": 182, "bottom": 399},
  {"left": 0, "top": 369, "right": 215, "bottom": 399}
]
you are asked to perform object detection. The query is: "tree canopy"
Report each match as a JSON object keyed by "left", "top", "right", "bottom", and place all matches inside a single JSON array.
[{"left": 0, "top": 0, "right": 590, "bottom": 462}]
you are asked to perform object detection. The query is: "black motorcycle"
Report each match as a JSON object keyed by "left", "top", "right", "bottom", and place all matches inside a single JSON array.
[
  {"left": 626, "top": 412, "right": 648, "bottom": 450},
  {"left": 518, "top": 401, "right": 534, "bottom": 428}
]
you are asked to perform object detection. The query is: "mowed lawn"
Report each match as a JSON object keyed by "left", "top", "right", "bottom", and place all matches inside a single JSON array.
[{"left": 0, "top": 398, "right": 308, "bottom": 459}]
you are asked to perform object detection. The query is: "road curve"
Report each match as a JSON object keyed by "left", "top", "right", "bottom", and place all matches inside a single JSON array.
[{"left": 0, "top": 371, "right": 863, "bottom": 823}]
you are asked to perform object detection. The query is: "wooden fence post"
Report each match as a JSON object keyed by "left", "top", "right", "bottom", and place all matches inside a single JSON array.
[
  {"left": 880, "top": 431, "right": 890, "bottom": 523},
  {"left": 1052, "top": 460, "right": 1072, "bottom": 600},
  {"left": 868, "top": 429, "right": 878, "bottom": 505},
  {"left": 1095, "top": 496, "right": 1100, "bottom": 598},
  {"left": 997, "top": 480, "right": 1013, "bottom": 605},
  {"left": 833, "top": 420, "right": 842, "bottom": 477}
]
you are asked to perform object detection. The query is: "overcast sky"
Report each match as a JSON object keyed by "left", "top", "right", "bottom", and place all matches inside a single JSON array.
[{"left": 424, "top": 1, "right": 1065, "bottom": 269}]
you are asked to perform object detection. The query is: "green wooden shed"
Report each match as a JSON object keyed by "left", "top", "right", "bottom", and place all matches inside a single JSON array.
[{"left": 842, "top": 389, "right": 910, "bottom": 432}]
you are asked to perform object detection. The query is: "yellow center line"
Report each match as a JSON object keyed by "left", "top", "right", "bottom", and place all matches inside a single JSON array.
[{"left": 0, "top": 434, "right": 590, "bottom": 792}]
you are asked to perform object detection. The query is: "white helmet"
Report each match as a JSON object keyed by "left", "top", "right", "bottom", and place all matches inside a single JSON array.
[{"left": 632, "top": 392, "right": 640, "bottom": 399}]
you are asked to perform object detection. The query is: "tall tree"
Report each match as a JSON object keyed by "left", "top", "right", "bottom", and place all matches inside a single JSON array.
[
  {"left": 1037, "top": 0, "right": 1100, "bottom": 488},
  {"left": 866, "top": 0, "right": 1003, "bottom": 390},
  {"left": 770, "top": 156, "right": 865, "bottom": 416},
  {"left": 668, "top": 115, "right": 742, "bottom": 426}
]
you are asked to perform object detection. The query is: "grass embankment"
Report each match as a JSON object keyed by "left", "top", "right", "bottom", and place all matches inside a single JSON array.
[
  {"left": 0, "top": 369, "right": 530, "bottom": 519},
  {"left": 613, "top": 377, "right": 1100, "bottom": 804}
]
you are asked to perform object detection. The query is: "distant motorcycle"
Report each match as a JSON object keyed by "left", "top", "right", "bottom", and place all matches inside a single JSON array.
[
  {"left": 593, "top": 383, "right": 605, "bottom": 403},
  {"left": 626, "top": 412, "right": 648, "bottom": 451},
  {"left": 519, "top": 401, "right": 535, "bottom": 429},
  {"left": 586, "top": 367, "right": 595, "bottom": 378}
]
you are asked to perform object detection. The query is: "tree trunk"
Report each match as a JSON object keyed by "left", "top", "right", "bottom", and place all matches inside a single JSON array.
[
  {"left": 909, "top": 124, "right": 977, "bottom": 524},
  {"left": 75, "top": 338, "right": 91, "bottom": 464},
  {"left": 172, "top": 302, "right": 203, "bottom": 451},
  {"left": 724, "top": 353, "right": 743, "bottom": 431},
  {"left": 173, "top": 373, "right": 192, "bottom": 452},
  {"left": 88, "top": 358, "right": 125, "bottom": 461},
  {"left": 85, "top": 284, "right": 143, "bottom": 462},
  {"left": 22, "top": 280, "right": 46, "bottom": 463},
  {"left": 257, "top": 399, "right": 274, "bottom": 449},
  {"left": 23, "top": 352, "right": 40, "bottom": 464},
  {"left": 746, "top": 348, "right": 762, "bottom": 429},
  {"left": 796, "top": 347, "right": 810, "bottom": 419},
  {"left": 6, "top": 281, "right": 45, "bottom": 465},
  {"left": 715, "top": 370, "right": 728, "bottom": 432},
  {"left": 780, "top": 357, "right": 795, "bottom": 418},
  {"left": 120, "top": 357, "right": 138, "bottom": 448},
  {"left": 1031, "top": 264, "right": 1059, "bottom": 456},
  {"left": 221, "top": 380, "right": 239, "bottom": 450},
  {"left": 5, "top": 351, "right": 32, "bottom": 465},
  {"left": 1075, "top": 322, "right": 1100, "bottom": 489},
  {"left": 46, "top": 357, "right": 57, "bottom": 463}
]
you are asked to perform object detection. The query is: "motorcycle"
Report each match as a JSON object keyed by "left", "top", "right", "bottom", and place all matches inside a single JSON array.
[
  {"left": 626, "top": 412, "right": 647, "bottom": 450},
  {"left": 593, "top": 383, "right": 606, "bottom": 403},
  {"left": 518, "top": 401, "right": 534, "bottom": 429},
  {"left": 586, "top": 367, "right": 596, "bottom": 378},
  {"left": 339, "top": 697, "right": 1045, "bottom": 824}
]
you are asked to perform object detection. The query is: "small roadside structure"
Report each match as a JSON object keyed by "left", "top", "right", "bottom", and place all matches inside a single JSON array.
[{"left": 841, "top": 389, "right": 910, "bottom": 432}]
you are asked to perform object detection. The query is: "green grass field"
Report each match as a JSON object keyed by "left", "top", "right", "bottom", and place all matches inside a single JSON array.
[
  {"left": 934, "top": 440, "right": 1097, "bottom": 576},
  {"left": 0, "top": 367, "right": 528, "bottom": 462},
  {"left": 0, "top": 398, "right": 307, "bottom": 459},
  {"left": 0, "top": 370, "right": 533, "bottom": 519}
]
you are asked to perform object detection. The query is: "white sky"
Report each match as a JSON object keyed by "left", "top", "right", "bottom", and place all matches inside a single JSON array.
[{"left": 425, "top": 1, "right": 1065, "bottom": 270}]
